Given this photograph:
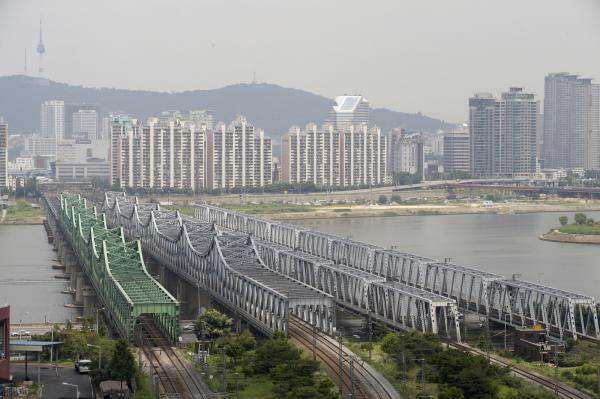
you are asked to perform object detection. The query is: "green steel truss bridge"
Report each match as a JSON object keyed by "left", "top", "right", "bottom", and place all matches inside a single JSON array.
[{"left": 45, "top": 193, "right": 180, "bottom": 343}]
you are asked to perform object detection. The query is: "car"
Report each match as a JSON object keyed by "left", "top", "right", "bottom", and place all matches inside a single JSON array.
[
  {"left": 11, "top": 330, "right": 31, "bottom": 337},
  {"left": 75, "top": 359, "right": 93, "bottom": 374},
  {"left": 182, "top": 323, "right": 195, "bottom": 332}
]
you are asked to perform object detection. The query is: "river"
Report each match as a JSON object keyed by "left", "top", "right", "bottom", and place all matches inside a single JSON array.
[
  {"left": 0, "top": 225, "right": 78, "bottom": 324},
  {"left": 293, "top": 211, "right": 600, "bottom": 299}
]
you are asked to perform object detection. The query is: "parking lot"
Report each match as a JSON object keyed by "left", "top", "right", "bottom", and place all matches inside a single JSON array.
[{"left": 10, "top": 363, "right": 93, "bottom": 399}]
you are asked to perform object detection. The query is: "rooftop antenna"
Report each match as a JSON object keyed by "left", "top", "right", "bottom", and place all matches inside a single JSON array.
[
  {"left": 24, "top": 48, "right": 28, "bottom": 74},
  {"left": 37, "top": 17, "right": 45, "bottom": 75}
]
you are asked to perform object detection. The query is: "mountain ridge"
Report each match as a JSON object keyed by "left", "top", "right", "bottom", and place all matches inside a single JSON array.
[{"left": 0, "top": 75, "right": 454, "bottom": 139}]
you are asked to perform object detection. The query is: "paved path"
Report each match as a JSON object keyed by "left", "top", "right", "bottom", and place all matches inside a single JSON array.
[{"left": 11, "top": 363, "right": 94, "bottom": 399}]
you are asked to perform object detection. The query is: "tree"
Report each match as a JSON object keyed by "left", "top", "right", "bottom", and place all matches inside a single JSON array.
[
  {"left": 107, "top": 339, "right": 135, "bottom": 387},
  {"left": 378, "top": 195, "right": 388, "bottom": 205},
  {"left": 559, "top": 216, "right": 568, "bottom": 226},
  {"left": 587, "top": 217, "right": 595, "bottom": 225},
  {"left": 194, "top": 308, "right": 232, "bottom": 341},
  {"left": 574, "top": 213, "right": 587, "bottom": 225},
  {"left": 391, "top": 194, "right": 402, "bottom": 204},
  {"left": 270, "top": 357, "right": 320, "bottom": 395},
  {"left": 439, "top": 386, "right": 465, "bottom": 399},
  {"left": 254, "top": 335, "right": 301, "bottom": 374}
]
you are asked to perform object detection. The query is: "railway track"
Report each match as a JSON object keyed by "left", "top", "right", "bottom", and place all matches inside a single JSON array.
[
  {"left": 450, "top": 342, "right": 592, "bottom": 399},
  {"left": 137, "top": 315, "right": 211, "bottom": 399},
  {"left": 288, "top": 316, "right": 400, "bottom": 399}
]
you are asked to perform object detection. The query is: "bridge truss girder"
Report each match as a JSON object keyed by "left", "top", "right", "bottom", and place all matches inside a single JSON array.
[{"left": 104, "top": 193, "right": 334, "bottom": 337}]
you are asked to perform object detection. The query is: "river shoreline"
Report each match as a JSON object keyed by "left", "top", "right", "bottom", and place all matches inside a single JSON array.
[
  {"left": 539, "top": 230, "right": 600, "bottom": 245},
  {"left": 258, "top": 203, "right": 600, "bottom": 221}
]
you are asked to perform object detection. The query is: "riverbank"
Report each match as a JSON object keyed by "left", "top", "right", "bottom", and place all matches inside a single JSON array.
[
  {"left": 540, "top": 230, "right": 600, "bottom": 244},
  {"left": 252, "top": 201, "right": 600, "bottom": 221},
  {"left": 0, "top": 200, "right": 45, "bottom": 224}
]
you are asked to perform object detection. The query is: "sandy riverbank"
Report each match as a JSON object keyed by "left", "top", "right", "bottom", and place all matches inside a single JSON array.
[{"left": 260, "top": 202, "right": 600, "bottom": 221}]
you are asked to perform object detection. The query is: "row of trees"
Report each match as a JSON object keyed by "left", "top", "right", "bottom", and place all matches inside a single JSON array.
[
  {"left": 559, "top": 213, "right": 596, "bottom": 226},
  {"left": 193, "top": 309, "right": 338, "bottom": 399},
  {"left": 380, "top": 331, "right": 555, "bottom": 398}
]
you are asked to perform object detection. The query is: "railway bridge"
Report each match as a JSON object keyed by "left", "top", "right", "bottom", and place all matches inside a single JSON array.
[{"left": 194, "top": 202, "right": 600, "bottom": 342}]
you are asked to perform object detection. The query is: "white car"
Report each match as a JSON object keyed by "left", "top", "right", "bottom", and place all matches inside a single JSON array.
[
  {"left": 182, "top": 323, "right": 195, "bottom": 332},
  {"left": 11, "top": 330, "right": 31, "bottom": 337}
]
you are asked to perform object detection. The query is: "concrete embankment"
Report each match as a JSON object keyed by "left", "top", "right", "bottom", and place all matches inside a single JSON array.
[{"left": 540, "top": 230, "right": 600, "bottom": 245}]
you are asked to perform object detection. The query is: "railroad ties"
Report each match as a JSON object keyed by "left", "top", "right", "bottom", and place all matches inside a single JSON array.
[{"left": 195, "top": 202, "right": 600, "bottom": 342}]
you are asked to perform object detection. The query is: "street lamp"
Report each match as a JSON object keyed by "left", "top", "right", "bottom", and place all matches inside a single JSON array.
[
  {"left": 87, "top": 344, "right": 102, "bottom": 370},
  {"left": 62, "top": 382, "right": 80, "bottom": 399},
  {"left": 95, "top": 307, "right": 106, "bottom": 335}
]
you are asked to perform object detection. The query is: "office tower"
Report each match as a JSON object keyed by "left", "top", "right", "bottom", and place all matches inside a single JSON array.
[
  {"left": 326, "top": 95, "right": 369, "bottom": 130},
  {"left": 72, "top": 109, "right": 98, "bottom": 140},
  {"left": 469, "top": 93, "right": 495, "bottom": 177},
  {"left": 388, "top": 129, "right": 424, "bottom": 180},
  {"left": 40, "top": 100, "right": 65, "bottom": 146},
  {"left": 494, "top": 88, "right": 538, "bottom": 177},
  {"left": 543, "top": 73, "right": 600, "bottom": 170},
  {"left": 64, "top": 104, "right": 98, "bottom": 139},
  {"left": 207, "top": 116, "right": 272, "bottom": 190},
  {"left": 0, "top": 123, "right": 7, "bottom": 188},
  {"left": 339, "top": 124, "right": 387, "bottom": 187},
  {"left": 110, "top": 115, "right": 206, "bottom": 190},
  {"left": 281, "top": 123, "right": 340, "bottom": 186},
  {"left": 443, "top": 125, "right": 470, "bottom": 174}
]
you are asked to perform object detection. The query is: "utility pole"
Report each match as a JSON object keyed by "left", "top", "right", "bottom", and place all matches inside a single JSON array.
[
  {"left": 349, "top": 357, "right": 355, "bottom": 399},
  {"left": 415, "top": 358, "right": 426, "bottom": 398},
  {"left": 312, "top": 323, "right": 317, "bottom": 361},
  {"left": 367, "top": 314, "right": 373, "bottom": 361},
  {"left": 399, "top": 332, "right": 407, "bottom": 388},
  {"left": 221, "top": 347, "right": 227, "bottom": 393},
  {"left": 338, "top": 331, "right": 343, "bottom": 397},
  {"left": 554, "top": 345, "right": 559, "bottom": 397}
]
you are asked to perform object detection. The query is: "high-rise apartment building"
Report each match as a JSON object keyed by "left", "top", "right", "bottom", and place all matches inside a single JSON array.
[
  {"left": 543, "top": 73, "right": 600, "bottom": 170},
  {"left": 207, "top": 116, "right": 272, "bottom": 190},
  {"left": 443, "top": 125, "right": 470, "bottom": 174},
  {"left": 281, "top": 123, "right": 386, "bottom": 187},
  {"left": 466, "top": 88, "right": 539, "bottom": 178},
  {"left": 188, "top": 110, "right": 214, "bottom": 131},
  {"left": 281, "top": 124, "right": 340, "bottom": 186},
  {"left": 388, "top": 129, "right": 424, "bottom": 180},
  {"left": 64, "top": 104, "right": 98, "bottom": 139},
  {"left": 40, "top": 100, "right": 65, "bottom": 146},
  {"left": 110, "top": 115, "right": 206, "bottom": 190},
  {"left": 0, "top": 122, "right": 7, "bottom": 189},
  {"left": 326, "top": 95, "right": 369, "bottom": 130},
  {"left": 494, "top": 88, "right": 538, "bottom": 177},
  {"left": 469, "top": 93, "right": 495, "bottom": 177},
  {"left": 72, "top": 109, "right": 98, "bottom": 140}
]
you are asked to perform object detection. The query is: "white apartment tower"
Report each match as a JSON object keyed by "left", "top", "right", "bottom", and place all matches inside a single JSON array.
[
  {"left": 0, "top": 123, "right": 7, "bottom": 189},
  {"left": 110, "top": 115, "right": 206, "bottom": 190},
  {"left": 207, "top": 116, "right": 272, "bottom": 190},
  {"left": 388, "top": 129, "right": 424, "bottom": 179},
  {"left": 40, "top": 100, "right": 65, "bottom": 146},
  {"left": 281, "top": 123, "right": 340, "bottom": 186},
  {"left": 494, "top": 88, "right": 539, "bottom": 177},
  {"left": 543, "top": 73, "right": 600, "bottom": 170},
  {"left": 326, "top": 96, "right": 370, "bottom": 131}
]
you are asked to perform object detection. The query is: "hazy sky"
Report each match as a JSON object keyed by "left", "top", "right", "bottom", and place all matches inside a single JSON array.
[{"left": 1, "top": 0, "right": 599, "bottom": 122}]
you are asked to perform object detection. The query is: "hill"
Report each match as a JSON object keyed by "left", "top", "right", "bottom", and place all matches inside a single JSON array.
[{"left": 0, "top": 75, "right": 453, "bottom": 140}]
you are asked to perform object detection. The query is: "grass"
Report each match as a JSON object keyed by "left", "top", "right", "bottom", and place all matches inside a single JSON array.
[
  {"left": 559, "top": 223, "right": 600, "bottom": 235},
  {"left": 1, "top": 200, "right": 45, "bottom": 224},
  {"left": 221, "top": 203, "right": 315, "bottom": 214},
  {"left": 135, "top": 371, "right": 155, "bottom": 399}
]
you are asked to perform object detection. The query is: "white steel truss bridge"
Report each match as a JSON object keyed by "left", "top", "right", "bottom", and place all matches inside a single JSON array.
[{"left": 195, "top": 203, "right": 599, "bottom": 342}]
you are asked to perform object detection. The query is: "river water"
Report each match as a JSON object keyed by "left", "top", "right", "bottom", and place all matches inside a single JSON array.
[
  {"left": 294, "top": 211, "right": 600, "bottom": 299},
  {"left": 0, "top": 225, "right": 77, "bottom": 324}
]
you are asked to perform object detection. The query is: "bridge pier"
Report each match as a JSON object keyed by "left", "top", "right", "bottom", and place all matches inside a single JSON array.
[{"left": 83, "top": 288, "right": 98, "bottom": 318}]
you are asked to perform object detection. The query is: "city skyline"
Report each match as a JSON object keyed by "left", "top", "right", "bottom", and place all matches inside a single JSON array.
[{"left": 1, "top": 0, "right": 599, "bottom": 122}]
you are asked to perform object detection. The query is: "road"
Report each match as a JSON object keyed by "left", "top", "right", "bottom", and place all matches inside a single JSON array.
[{"left": 10, "top": 363, "right": 94, "bottom": 399}]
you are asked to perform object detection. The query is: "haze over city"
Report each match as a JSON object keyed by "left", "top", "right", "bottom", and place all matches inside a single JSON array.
[{"left": 1, "top": 0, "right": 599, "bottom": 121}]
